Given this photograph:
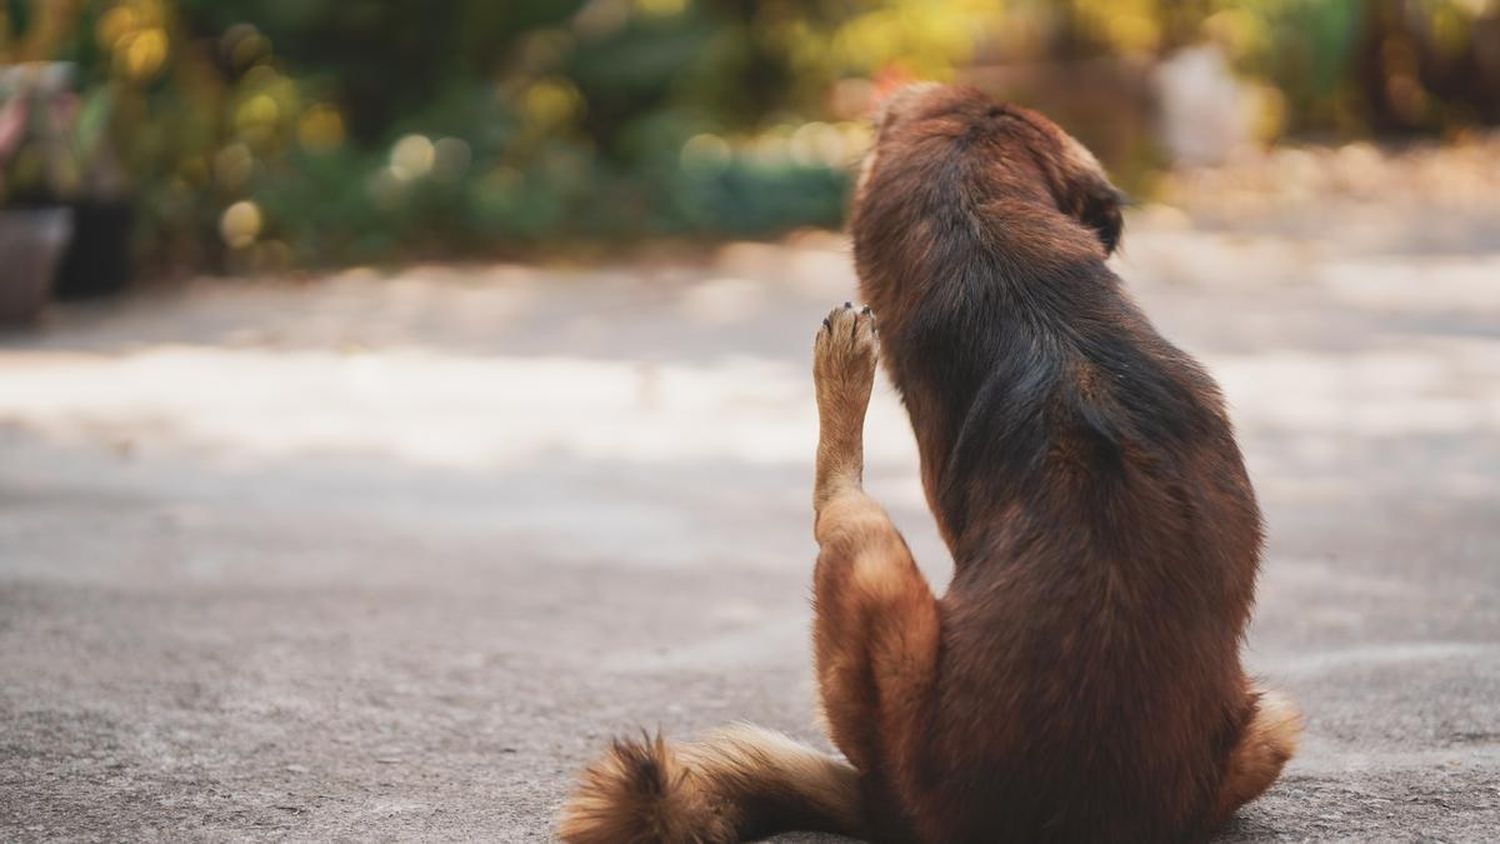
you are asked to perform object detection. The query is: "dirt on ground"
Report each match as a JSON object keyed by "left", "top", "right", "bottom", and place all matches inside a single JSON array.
[{"left": 1, "top": 186, "right": 1498, "bottom": 840}]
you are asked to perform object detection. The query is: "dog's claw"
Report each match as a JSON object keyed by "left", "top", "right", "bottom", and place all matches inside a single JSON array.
[{"left": 815, "top": 302, "right": 877, "bottom": 356}]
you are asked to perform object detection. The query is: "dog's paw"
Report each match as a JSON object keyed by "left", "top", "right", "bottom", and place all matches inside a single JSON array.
[{"left": 813, "top": 302, "right": 877, "bottom": 411}]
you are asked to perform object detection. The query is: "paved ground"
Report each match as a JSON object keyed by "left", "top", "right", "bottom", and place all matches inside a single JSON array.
[{"left": 1, "top": 204, "right": 1498, "bottom": 840}]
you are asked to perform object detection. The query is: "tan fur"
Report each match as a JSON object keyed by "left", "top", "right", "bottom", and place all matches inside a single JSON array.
[
  {"left": 1210, "top": 689, "right": 1304, "bottom": 828},
  {"left": 809, "top": 305, "right": 941, "bottom": 840},
  {"left": 558, "top": 733, "right": 729, "bottom": 844},
  {"left": 812, "top": 304, "right": 878, "bottom": 510},
  {"left": 557, "top": 724, "right": 865, "bottom": 843}
]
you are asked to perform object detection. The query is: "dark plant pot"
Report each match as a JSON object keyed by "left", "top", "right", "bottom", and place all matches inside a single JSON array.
[
  {"left": 52, "top": 200, "right": 133, "bottom": 300},
  {"left": 0, "top": 207, "right": 72, "bottom": 324}
]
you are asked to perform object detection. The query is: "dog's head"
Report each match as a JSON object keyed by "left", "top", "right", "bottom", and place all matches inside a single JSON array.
[{"left": 853, "top": 84, "right": 1124, "bottom": 265}]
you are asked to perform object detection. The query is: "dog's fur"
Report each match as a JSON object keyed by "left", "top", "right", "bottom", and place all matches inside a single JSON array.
[{"left": 558, "top": 84, "right": 1300, "bottom": 843}]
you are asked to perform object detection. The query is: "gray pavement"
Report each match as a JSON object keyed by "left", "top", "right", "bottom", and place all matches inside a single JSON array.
[{"left": 1, "top": 211, "right": 1497, "bottom": 840}]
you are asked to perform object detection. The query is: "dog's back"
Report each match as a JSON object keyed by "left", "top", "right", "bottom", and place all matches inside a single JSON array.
[
  {"left": 891, "top": 268, "right": 1260, "bottom": 839},
  {"left": 852, "top": 85, "right": 1273, "bottom": 841}
]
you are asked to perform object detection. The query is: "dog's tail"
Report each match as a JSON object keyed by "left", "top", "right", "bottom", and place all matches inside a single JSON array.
[{"left": 557, "top": 723, "right": 866, "bottom": 843}]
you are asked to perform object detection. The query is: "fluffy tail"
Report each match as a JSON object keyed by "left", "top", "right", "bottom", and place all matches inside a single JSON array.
[{"left": 557, "top": 723, "right": 866, "bottom": 843}]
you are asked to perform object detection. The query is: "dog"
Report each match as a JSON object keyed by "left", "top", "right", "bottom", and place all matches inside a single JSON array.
[{"left": 558, "top": 83, "right": 1300, "bottom": 843}]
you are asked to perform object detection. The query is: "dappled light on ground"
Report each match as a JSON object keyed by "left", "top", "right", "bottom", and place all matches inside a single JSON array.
[
  {"left": 1, "top": 225, "right": 1495, "bottom": 492},
  {"left": 1, "top": 215, "right": 1497, "bottom": 839}
]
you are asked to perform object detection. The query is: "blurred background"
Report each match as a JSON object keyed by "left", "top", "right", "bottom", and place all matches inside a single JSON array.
[
  {"left": 2, "top": 1, "right": 1498, "bottom": 841},
  {"left": 1, "top": 0, "right": 1499, "bottom": 290}
]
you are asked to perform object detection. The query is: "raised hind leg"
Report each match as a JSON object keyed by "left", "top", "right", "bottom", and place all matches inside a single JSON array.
[{"left": 810, "top": 303, "right": 941, "bottom": 838}]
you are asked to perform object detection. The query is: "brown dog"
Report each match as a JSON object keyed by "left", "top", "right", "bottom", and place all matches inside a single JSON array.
[{"left": 558, "top": 84, "right": 1299, "bottom": 843}]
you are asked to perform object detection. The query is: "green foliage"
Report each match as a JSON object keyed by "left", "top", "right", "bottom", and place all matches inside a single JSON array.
[{"left": 2, "top": 0, "right": 1496, "bottom": 273}]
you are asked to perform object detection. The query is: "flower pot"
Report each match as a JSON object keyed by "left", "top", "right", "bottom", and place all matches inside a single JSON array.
[
  {"left": 52, "top": 200, "right": 132, "bottom": 300},
  {"left": 0, "top": 206, "right": 72, "bottom": 323}
]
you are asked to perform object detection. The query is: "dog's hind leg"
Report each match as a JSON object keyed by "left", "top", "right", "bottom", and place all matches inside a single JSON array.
[
  {"left": 1208, "top": 686, "right": 1302, "bottom": 829},
  {"left": 810, "top": 304, "right": 941, "bottom": 837}
]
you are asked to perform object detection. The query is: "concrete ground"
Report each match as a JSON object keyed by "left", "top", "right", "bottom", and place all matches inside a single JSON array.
[{"left": 1, "top": 203, "right": 1497, "bottom": 840}]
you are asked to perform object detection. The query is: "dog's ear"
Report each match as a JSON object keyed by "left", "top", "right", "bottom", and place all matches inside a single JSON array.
[
  {"left": 1077, "top": 182, "right": 1125, "bottom": 255},
  {"left": 1029, "top": 122, "right": 1127, "bottom": 256}
]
